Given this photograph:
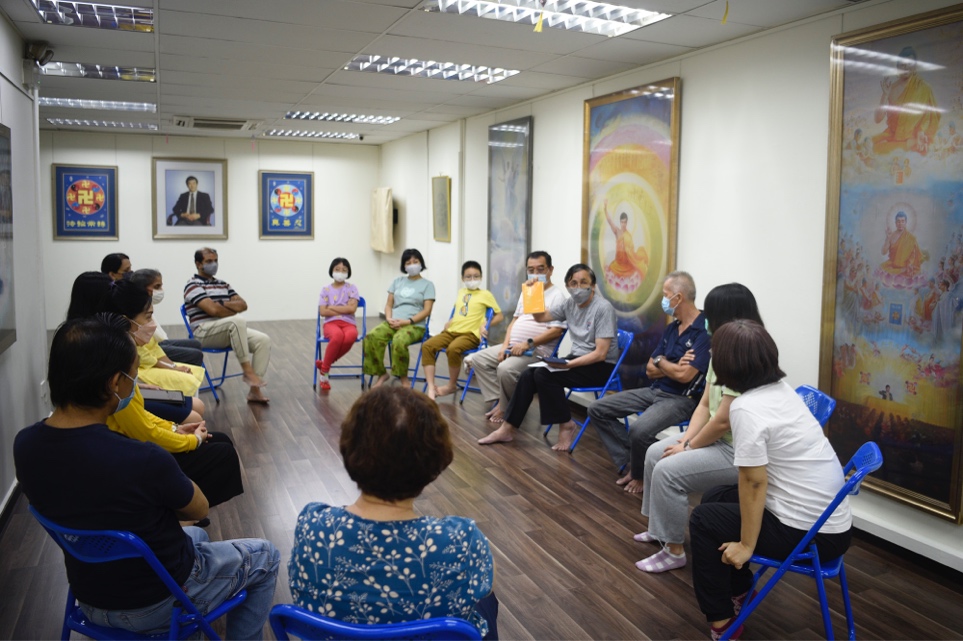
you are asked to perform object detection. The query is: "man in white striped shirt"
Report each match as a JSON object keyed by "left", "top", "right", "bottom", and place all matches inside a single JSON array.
[{"left": 470, "top": 251, "right": 567, "bottom": 424}]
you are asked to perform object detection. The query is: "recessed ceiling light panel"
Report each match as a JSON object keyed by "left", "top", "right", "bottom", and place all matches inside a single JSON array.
[
  {"left": 285, "top": 112, "right": 400, "bottom": 125},
  {"left": 422, "top": 0, "right": 669, "bottom": 37},
  {"left": 47, "top": 118, "right": 158, "bottom": 130},
  {"left": 31, "top": 0, "right": 154, "bottom": 32},
  {"left": 39, "top": 97, "right": 157, "bottom": 112},
  {"left": 265, "top": 129, "right": 360, "bottom": 139},
  {"left": 40, "top": 62, "right": 156, "bottom": 82},
  {"left": 344, "top": 55, "right": 519, "bottom": 84}
]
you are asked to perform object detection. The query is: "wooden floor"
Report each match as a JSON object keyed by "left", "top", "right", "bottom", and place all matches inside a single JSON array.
[{"left": 3, "top": 318, "right": 963, "bottom": 640}]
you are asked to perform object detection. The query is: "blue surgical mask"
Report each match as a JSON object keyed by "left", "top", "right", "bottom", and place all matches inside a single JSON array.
[
  {"left": 661, "top": 295, "right": 676, "bottom": 316},
  {"left": 114, "top": 372, "right": 138, "bottom": 414},
  {"left": 568, "top": 287, "right": 592, "bottom": 305},
  {"left": 202, "top": 261, "right": 219, "bottom": 277},
  {"left": 705, "top": 318, "right": 712, "bottom": 336},
  {"left": 528, "top": 273, "right": 547, "bottom": 283}
]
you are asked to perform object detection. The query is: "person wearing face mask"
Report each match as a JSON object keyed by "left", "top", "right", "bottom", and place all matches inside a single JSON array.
[
  {"left": 422, "top": 261, "right": 503, "bottom": 400},
  {"left": 315, "top": 257, "right": 361, "bottom": 391},
  {"left": 469, "top": 251, "right": 568, "bottom": 423},
  {"left": 478, "top": 264, "right": 619, "bottom": 451},
  {"left": 587, "top": 271, "right": 711, "bottom": 494},
  {"left": 130, "top": 269, "right": 204, "bottom": 367},
  {"left": 363, "top": 248, "right": 436, "bottom": 388},
  {"left": 103, "top": 280, "right": 206, "bottom": 398},
  {"left": 14, "top": 315, "right": 279, "bottom": 640},
  {"left": 184, "top": 247, "right": 272, "bottom": 404}
]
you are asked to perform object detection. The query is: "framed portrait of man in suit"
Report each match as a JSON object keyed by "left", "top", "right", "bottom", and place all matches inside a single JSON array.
[{"left": 152, "top": 158, "right": 227, "bottom": 239}]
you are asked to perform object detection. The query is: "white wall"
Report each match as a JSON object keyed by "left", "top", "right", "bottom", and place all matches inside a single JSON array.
[
  {"left": 39, "top": 134, "right": 382, "bottom": 329},
  {"left": 0, "top": 16, "right": 48, "bottom": 514}
]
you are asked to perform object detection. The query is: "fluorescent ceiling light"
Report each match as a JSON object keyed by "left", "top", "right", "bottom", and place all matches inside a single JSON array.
[
  {"left": 30, "top": 0, "right": 154, "bottom": 32},
  {"left": 41, "top": 62, "right": 156, "bottom": 82},
  {"left": 285, "top": 112, "right": 400, "bottom": 125},
  {"left": 344, "top": 55, "right": 519, "bottom": 84},
  {"left": 265, "top": 129, "right": 360, "bottom": 139},
  {"left": 47, "top": 118, "right": 158, "bottom": 130},
  {"left": 422, "top": 0, "right": 669, "bottom": 38},
  {"left": 39, "top": 97, "right": 156, "bottom": 112}
]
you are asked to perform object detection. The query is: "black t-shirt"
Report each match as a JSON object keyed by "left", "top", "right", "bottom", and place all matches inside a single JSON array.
[{"left": 14, "top": 421, "right": 196, "bottom": 609}]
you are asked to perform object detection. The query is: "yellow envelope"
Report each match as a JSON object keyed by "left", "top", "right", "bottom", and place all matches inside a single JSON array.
[{"left": 522, "top": 281, "right": 545, "bottom": 314}]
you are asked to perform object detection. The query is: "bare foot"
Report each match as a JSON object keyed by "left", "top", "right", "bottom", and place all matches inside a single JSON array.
[
  {"left": 243, "top": 374, "right": 266, "bottom": 388},
  {"left": 484, "top": 405, "right": 497, "bottom": 418},
  {"left": 551, "top": 423, "right": 576, "bottom": 451},
  {"left": 371, "top": 374, "right": 390, "bottom": 388},
  {"left": 399, "top": 377, "right": 410, "bottom": 388},
  {"left": 616, "top": 472, "right": 633, "bottom": 486},
  {"left": 247, "top": 390, "right": 270, "bottom": 404},
  {"left": 487, "top": 408, "right": 504, "bottom": 423},
  {"left": 478, "top": 424, "right": 514, "bottom": 445},
  {"left": 623, "top": 479, "right": 644, "bottom": 493},
  {"left": 427, "top": 385, "right": 438, "bottom": 400},
  {"left": 434, "top": 384, "right": 455, "bottom": 398}
]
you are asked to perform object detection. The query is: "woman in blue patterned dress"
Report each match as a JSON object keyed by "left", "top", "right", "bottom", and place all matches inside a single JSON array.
[{"left": 289, "top": 386, "right": 499, "bottom": 639}]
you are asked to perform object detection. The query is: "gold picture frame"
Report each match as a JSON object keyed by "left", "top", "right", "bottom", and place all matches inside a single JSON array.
[
  {"left": 818, "top": 4, "right": 963, "bottom": 522},
  {"left": 432, "top": 175, "right": 451, "bottom": 243}
]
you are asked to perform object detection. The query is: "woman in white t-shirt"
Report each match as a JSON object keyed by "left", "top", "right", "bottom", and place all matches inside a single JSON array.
[{"left": 688, "top": 320, "right": 851, "bottom": 641}]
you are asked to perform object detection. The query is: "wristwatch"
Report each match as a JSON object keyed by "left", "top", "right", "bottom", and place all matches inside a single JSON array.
[
  {"left": 684, "top": 439, "right": 691, "bottom": 451},
  {"left": 653, "top": 355, "right": 664, "bottom": 367},
  {"left": 527, "top": 338, "right": 535, "bottom": 350}
]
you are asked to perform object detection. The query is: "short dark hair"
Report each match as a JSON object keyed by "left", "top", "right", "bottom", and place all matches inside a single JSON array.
[
  {"left": 48, "top": 314, "right": 137, "bottom": 410},
  {"left": 711, "top": 320, "right": 786, "bottom": 393},
  {"left": 100, "top": 253, "right": 129, "bottom": 275},
  {"left": 527, "top": 251, "right": 552, "bottom": 268},
  {"left": 186, "top": 175, "right": 198, "bottom": 185},
  {"left": 619, "top": 212, "right": 628, "bottom": 222},
  {"left": 66, "top": 272, "right": 112, "bottom": 320},
  {"left": 400, "top": 248, "right": 426, "bottom": 273},
  {"left": 340, "top": 386, "right": 453, "bottom": 501},
  {"left": 461, "top": 260, "right": 482, "bottom": 277},
  {"left": 101, "top": 279, "right": 151, "bottom": 319},
  {"left": 328, "top": 257, "right": 352, "bottom": 279},
  {"left": 703, "top": 283, "right": 763, "bottom": 334},
  {"left": 129, "top": 268, "right": 161, "bottom": 290},
  {"left": 564, "top": 263, "right": 596, "bottom": 285},
  {"left": 194, "top": 247, "right": 216, "bottom": 264}
]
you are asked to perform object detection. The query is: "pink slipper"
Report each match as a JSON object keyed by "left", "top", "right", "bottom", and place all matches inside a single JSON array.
[
  {"left": 635, "top": 548, "right": 686, "bottom": 573},
  {"left": 633, "top": 531, "right": 658, "bottom": 543},
  {"left": 711, "top": 618, "right": 744, "bottom": 641}
]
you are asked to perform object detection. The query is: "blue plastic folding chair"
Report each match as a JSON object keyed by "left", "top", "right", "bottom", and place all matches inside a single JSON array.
[
  {"left": 314, "top": 297, "right": 367, "bottom": 390},
  {"left": 460, "top": 328, "right": 568, "bottom": 405},
  {"left": 795, "top": 384, "right": 837, "bottom": 426},
  {"left": 179, "top": 305, "right": 243, "bottom": 403},
  {"left": 719, "top": 441, "right": 884, "bottom": 641},
  {"left": 29, "top": 505, "right": 247, "bottom": 641},
  {"left": 544, "top": 329, "right": 633, "bottom": 452},
  {"left": 269, "top": 604, "right": 481, "bottom": 641},
  {"left": 423, "top": 308, "right": 494, "bottom": 398}
]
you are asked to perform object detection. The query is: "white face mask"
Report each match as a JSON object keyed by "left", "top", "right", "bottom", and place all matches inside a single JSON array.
[
  {"left": 464, "top": 279, "right": 481, "bottom": 290},
  {"left": 405, "top": 263, "right": 422, "bottom": 276},
  {"left": 333, "top": 272, "right": 348, "bottom": 282},
  {"left": 151, "top": 289, "right": 165, "bottom": 305}
]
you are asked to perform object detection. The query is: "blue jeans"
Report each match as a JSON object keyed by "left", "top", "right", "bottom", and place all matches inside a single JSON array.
[{"left": 80, "top": 527, "right": 280, "bottom": 640}]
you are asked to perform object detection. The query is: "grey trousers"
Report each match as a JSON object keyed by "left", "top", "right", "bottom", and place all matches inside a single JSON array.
[
  {"left": 587, "top": 387, "right": 696, "bottom": 478},
  {"left": 470, "top": 345, "right": 538, "bottom": 409},
  {"left": 193, "top": 315, "right": 271, "bottom": 378},
  {"left": 641, "top": 435, "right": 738, "bottom": 545}
]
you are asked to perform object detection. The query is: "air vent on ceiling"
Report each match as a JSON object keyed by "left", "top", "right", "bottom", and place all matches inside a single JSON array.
[{"left": 173, "top": 116, "right": 260, "bottom": 131}]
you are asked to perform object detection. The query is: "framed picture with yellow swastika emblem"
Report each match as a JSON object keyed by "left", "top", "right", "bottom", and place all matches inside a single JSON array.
[
  {"left": 258, "top": 170, "right": 314, "bottom": 239},
  {"left": 52, "top": 164, "right": 118, "bottom": 240}
]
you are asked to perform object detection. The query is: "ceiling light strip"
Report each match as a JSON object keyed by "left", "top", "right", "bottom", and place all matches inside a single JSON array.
[
  {"left": 344, "top": 55, "right": 518, "bottom": 84},
  {"left": 40, "top": 62, "right": 156, "bottom": 82},
  {"left": 47, "top": 118, "right": 158, "bottom": 130},
  {"left": 284, "top": 111, "right": 400, "bottom": 125},
  {"left": 422, "top": 0, "right": 669, "bottom": 37},
  {"left": 31, "top": 0, "right": 154, "bottom": 32},
  {"left": 39, "top": 97, "right": 157, "bottom": 112},
  {"left": 265, "top": 130, "right": 360, "bottom": 139}
]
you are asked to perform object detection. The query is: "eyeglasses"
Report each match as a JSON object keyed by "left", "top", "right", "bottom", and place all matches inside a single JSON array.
[{"left": 460, "top": 292, "right": 471, "bottom": 316}]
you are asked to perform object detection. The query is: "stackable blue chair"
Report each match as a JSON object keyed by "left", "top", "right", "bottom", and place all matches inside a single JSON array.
[
  {"left": 269, "top": 604, "right": 481, "bottom": 641},
  {"left": 544, "top": 329, "right": 633, "bottom": 452},
  {"left": 314, "top": 297, "right": 367, "bottom": 390},
  {"left": 460, "top": 328, "right": 568, "bottom": 405},
  {"left": 179, "top": 305, "right": 243, "bottom": 403},
  {"left": 719, "top": 441, "right": 884, "bottom": 641},
  {"left": 30, "top": 506, "right": 247, "bottom": 640},
  {"left": 795, "top": 384, "right": 837, "bottom": 426},
  {"left": 423, "top": 308, "right": 494, "bottom": 398}
]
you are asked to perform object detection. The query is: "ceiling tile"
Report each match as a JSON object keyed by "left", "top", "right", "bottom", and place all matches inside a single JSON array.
[
  {"left": 623, "top": 14, "right": 763, "bottom": 48},
  {"left": 685, "top": 0, "right": 852, "bottom": 28},
  {"left": 159, "top": 0, "right": 408, "bottom": 31},
  {"left": 159, "top": 54, "right": 334, "bottom": 83},
  {"left": 576, "top": 37, "right": 692, "bottom": 65},
  {"left": 531, "top": 56, "right": 639, "bottom": 78},
  {"left": 159, "top": 36, "right": 353, "bottom": 70},
  {"left": 369, "top": 34, "right": 557, "bottom": 71}
]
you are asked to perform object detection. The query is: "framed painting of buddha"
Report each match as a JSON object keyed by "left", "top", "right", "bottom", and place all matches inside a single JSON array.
[{"left": 819, "top": 3, "right": 963, "bottom": 522}]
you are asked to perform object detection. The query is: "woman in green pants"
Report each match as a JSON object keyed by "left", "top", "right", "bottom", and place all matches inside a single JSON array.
[{"left": 363, "top": 248, "right": 435, "bottom": 388}]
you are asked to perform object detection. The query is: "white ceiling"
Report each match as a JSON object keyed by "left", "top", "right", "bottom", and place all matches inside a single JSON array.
[{"left": 0, "top": 0, "right": 858, "bottom": 144}]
